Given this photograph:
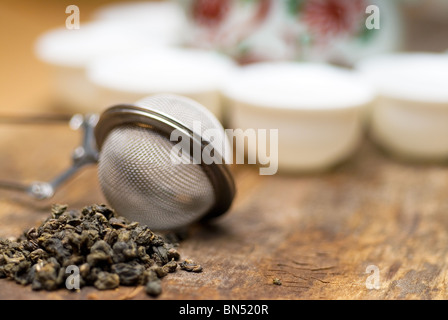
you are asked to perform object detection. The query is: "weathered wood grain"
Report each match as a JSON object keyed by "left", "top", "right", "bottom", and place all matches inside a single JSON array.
[{"left": 1, "top": 123, "right": 448, "bottom": 300}]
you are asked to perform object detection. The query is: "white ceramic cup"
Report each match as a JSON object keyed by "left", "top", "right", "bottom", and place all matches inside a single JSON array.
[
  {"left": 35, "top": 18, "right": 183, "bottom": 113},
  {"left": 356, "top": 53, "right": 448, "bottom": 161},
  {"left": 87, "top": 48, "right": 235, "bottom": 120},
  {"left": 93, "top": 1, "right": 186, "bottom": 45},
  {"left": 223, "top": 63, "right": 375, "bottom": 172},
  {"left": 94, "top": 1, "right": 183, "bottom": 20}
]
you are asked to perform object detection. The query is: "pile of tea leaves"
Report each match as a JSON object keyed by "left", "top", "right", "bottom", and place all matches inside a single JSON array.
[{"left": 0, "top": 204, "right": 202, "bottom": 297}]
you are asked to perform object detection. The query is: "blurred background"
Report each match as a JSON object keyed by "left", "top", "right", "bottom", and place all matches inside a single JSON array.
[
  {"left": 1, "top": 0, "right": 448, "bottom": 177},
  {"left": 0, "top": 0, "right": 447, "bottom": 116}
]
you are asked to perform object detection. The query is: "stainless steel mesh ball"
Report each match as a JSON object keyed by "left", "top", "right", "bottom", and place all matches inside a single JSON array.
[{"left": 94, "top": 94, "right": 235, "bottom": 230}]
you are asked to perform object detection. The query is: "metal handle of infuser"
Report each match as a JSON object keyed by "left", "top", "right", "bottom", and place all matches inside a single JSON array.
[{"left": 0, "top": 114, "right": 99, "bottom": 200}]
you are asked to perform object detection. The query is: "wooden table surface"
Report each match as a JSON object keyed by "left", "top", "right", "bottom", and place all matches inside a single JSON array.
[
  {"left": 2, "top": 126, "right": 448, "bottom": 300},
  {"left": 2, "top": 0, "right": 448, "bottom": 300}
]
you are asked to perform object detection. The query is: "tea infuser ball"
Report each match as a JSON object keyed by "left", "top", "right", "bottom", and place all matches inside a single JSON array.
[
  {"left": 94, "top": 94, "right": 235, "bottom": 230},
  {"left": 0, "top": 94, "right": 235, "bottom": 230}
]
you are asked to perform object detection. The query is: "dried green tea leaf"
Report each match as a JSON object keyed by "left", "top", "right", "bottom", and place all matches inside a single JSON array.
[
  {"left": 179, "top": 259, "right": 203, "bottom": 273},
  {"left": 145, "top": 280, "right": 162, "bottom": 297},
  {"left": 0, "top": 204, "right": 201, "bottom": 298},
  {"left": 94, "top": 272, "right": 120, "bottom": 290}
]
